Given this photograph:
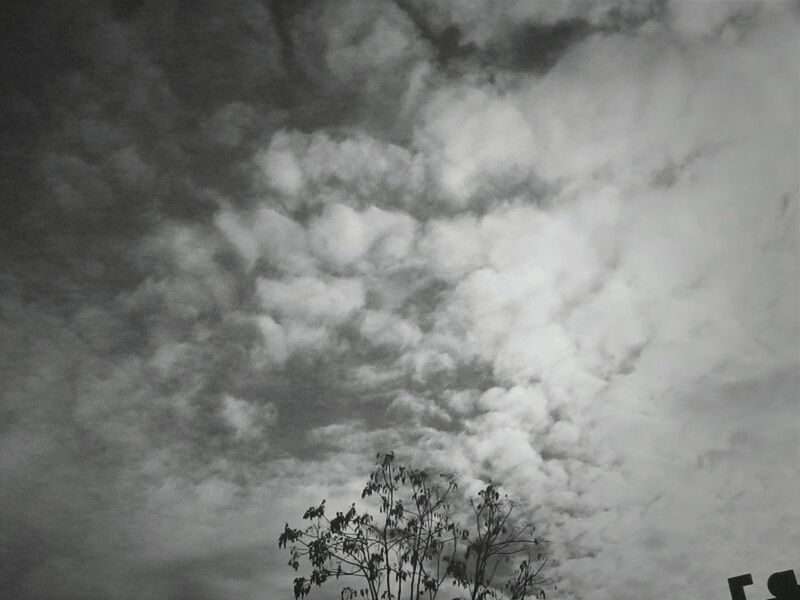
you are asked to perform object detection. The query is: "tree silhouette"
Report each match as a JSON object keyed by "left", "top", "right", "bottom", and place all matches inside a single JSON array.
[{"left": 279, "top": 452, "right": 551, "bottom": 600}]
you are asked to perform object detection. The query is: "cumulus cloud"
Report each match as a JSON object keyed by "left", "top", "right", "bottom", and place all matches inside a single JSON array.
[
  {"left": 216, "top": 206, "right": 314, "bottom": 274},
  {"left": 308, "top": 203, "right": 371, "bottom": 270},
  {"left": 417, "top": 86, "right": 538, "bottom": 203},
  {"left": 359, "top": 309, "right": 422, "bottom": 350},
  {"left": 257, "top": 276, "right": 365, "bottom": 326},
  {"left": 1, "top": 1, "right": 797, "bottom": 600},
  {"left": 254, "top": 132, "right": 307, "bottom": 198}
]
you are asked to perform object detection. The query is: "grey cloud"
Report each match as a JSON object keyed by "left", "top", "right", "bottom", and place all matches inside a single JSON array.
[
  {"left": 394, "top": 0, "right": 663, "bottom": 74},
  {"left": 1, "top": 1, "right": 798, "bottom": 599}
]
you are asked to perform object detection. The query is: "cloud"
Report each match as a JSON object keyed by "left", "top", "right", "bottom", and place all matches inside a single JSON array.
[
  {"left": 203, "top": 102, "right": 257, "bottom": 148},
  {"left": 251, "top": 129, "right": 428, "bottom": 213},
  {"left": 388, "top": 391, "right": 452, "bottom": 425},
  {"left": 257, "top": 276, "right": 365, "bottom": 326},
  {"left": 359, "top": 309, "right": 422, "bottom": 350},
  {"left": 404, "top": 0, "right": 660, "bottom": 44},
  {"left": 1, "top": 1, "right": 797, "bottom": 599},
  {"left": 416, "top": 86, "right": 538, "bottom": 204},
  {"left": 221, "top": 395, "right": 278, "bottom": 441},
  {"left": 308, "top": 203, "right": 371, "bottom": 270},
  {"left": 215, "top": 206, "right": 314, "bottom": 273},
  {"left": 254, "top": 132, "right": 307, "bottom": 198}
]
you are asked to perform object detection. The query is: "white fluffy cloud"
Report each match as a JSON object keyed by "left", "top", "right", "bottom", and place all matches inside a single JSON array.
[
  {"left": 308, "top": 203, "right": 370, "bottom": 270},
  {"left": 252, "top": 274, "right": 365, "bottom": 359},
  {"left": 416, "top": 86, "right": 538, "bottom": 203},
  {"left": 254, "top": 132, "right": 306, "bottom": 198}
]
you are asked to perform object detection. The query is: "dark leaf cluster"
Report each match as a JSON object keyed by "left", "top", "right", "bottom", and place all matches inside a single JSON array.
[{"left": 278, "top": 452, "right": 552, "bottom": 600}]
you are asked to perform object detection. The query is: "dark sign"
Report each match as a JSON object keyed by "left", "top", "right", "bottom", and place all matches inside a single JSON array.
[{"left": 728, "top": 570, "right": 800, "bottom": 600}]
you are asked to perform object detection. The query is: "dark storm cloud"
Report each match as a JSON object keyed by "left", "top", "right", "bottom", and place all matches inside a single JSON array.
[
  {"left": 1, "top": 2, "right": 798, "bottom": 600},
  {"left": 392, "top": 0, "right": 594, "bottom": 74},
  {"left": 392, "top": 0, "right": 665, "bottom": 73}
]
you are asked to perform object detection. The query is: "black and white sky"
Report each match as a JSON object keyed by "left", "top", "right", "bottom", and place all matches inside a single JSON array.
[{"left": 1, "top": 1, "right": 798, "bottom": 599}]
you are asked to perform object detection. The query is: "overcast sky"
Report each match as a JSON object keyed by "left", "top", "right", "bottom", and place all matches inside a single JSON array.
[{"left": 0, "top": 1, "right": 798, "bottom": 599}]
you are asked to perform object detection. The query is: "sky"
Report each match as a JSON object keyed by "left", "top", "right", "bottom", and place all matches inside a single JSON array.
[{"left": 0, "top": 1, "right": 798, "bottom": 599}]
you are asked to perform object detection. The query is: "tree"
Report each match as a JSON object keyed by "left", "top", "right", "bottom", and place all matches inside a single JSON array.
[{"left": 279, "top": 452, "right": 551, "bottom": 600}]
